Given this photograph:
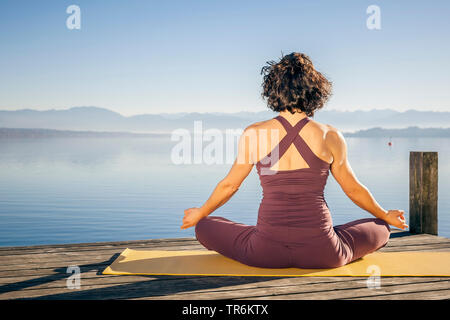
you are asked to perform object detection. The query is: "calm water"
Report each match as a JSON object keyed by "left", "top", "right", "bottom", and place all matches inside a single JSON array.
[{"left": 0, "top": 135, "right": 449, "bottom": 247}]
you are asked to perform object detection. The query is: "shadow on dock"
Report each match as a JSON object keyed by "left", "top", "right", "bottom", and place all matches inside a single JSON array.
[{"left": 0, "top": 252, "right": 282, "bottom": 300}]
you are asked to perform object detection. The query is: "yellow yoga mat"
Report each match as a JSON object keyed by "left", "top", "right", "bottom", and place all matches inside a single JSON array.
[{"left": 102, "top": 248, "right": 450, "bottom": 277}]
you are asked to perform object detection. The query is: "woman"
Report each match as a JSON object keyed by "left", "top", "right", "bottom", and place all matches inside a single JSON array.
[{"left": 181, "top": 52, "right": 408, "bottom": 269}]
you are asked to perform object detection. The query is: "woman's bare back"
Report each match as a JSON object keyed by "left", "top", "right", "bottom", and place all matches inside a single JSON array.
[{"left": 249, "top": 113, "right": 334, "bottom": 172}]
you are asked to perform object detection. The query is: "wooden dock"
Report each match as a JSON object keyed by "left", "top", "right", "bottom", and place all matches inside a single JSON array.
[{"left": 0, "top": 230, "right": 449, "bottom": 300}]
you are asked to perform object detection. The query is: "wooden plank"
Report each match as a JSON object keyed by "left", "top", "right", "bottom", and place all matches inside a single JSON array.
[
  {"left": 0, "top": 244, "right": 206, "bottom": 269},
  {"left": 0, "top": 238, "right": 199, "bottom": 256},
  {"left": 8, "top": 272, "right": 446, "bottom": 293},
  {"left": 0, "top": 237, "right": 197, "bottom": 251},
  {"left": 242, "top": 280, "right": 450, "bottom": 300},
  {"left": 0, "top": 276, "right": 351, "bottom": 300},
  {"left": 151, "top": 277, "right": 449, "bottom": 296},
  {"left": 0, "top": 271, "right": 193, "bottom": 286},
  {"left": 0, "top": 275, "right": 355, "bottom": 297},
  {"left": 381, "top": 245, "right": 450, "bottom": 252},
  {"left": 2, "top": 275, "right": 449, "bottom": 300},
  {"left": 138, "top": 278, "right": 450, "bottom": 300},
  {"left": 347, "top": 289, "right": 450, "bottom": 300}
]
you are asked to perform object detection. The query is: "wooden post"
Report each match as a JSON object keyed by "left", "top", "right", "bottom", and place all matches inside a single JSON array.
[{"left": 409, "top": 151, "right": 438, "bottom": 235}]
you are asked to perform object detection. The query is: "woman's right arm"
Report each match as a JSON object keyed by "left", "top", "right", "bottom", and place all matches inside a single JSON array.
[{"left": 326, "top": 126, "right": 408, "bottom": 230}]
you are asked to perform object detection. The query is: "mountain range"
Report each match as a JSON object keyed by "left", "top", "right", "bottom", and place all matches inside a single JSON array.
[{"left": 0, "top": 106, "right": 449, "bottom": 134}]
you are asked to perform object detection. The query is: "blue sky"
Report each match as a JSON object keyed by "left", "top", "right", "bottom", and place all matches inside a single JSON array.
[{"left": 0, "top": 0, "right": 449, "bottom": 116}]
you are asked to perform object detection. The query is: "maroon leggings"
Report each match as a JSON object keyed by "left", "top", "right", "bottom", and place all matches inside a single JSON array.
[{"left": 195, "top": 216, "right": 390, "bottom": 269}]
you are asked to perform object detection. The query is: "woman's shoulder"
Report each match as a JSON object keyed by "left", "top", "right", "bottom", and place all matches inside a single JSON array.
[
  {"left": 309, "top": 118, "right": 341, "bottom": 136},
  {"left": 242, "top": 118, "right": 276, "bottom": 132},
  {"left": 306, "top": 119, "right": 347, "bottom": 151},
  {"left": 307, "top": 119, "right": 346, "bottom": 150}
]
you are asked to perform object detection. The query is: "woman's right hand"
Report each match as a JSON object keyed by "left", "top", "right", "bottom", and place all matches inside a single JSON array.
[{"left": 383, "top": 209, "right": 409, "bottom": 230}]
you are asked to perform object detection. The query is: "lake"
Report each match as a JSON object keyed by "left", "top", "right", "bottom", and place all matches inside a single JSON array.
[{"left": 0, "top": 135, "right": 449, "bottom": 246}]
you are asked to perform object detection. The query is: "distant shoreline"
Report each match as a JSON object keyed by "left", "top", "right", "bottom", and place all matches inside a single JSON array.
[
  {"left": 1, "top": 126, "right": 450, "bottom": 138},
  {"left": 343, "top": 126, "right": 450, "bottom": 137},
  {"left": 0, "top": 128, "right": 169, "bottom": 138}
]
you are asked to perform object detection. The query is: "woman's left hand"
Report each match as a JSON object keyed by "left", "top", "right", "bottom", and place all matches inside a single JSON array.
[{"left": 181, "top": 207, "right": 205, "bottom": 230}]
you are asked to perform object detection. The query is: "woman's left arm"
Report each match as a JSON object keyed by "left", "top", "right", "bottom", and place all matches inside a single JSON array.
[{"left": 181, "top": 126, "right": 256, "bottom": 229}]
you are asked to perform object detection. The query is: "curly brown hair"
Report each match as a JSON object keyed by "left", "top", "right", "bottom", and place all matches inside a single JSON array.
[{"left": 260, "top": 52, "right": 332, "bottom": 117}]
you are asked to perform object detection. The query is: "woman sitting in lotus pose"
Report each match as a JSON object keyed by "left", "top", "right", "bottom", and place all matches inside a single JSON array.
[{"left": 181, "top": 52, "right": 408, "bottom": 269}]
